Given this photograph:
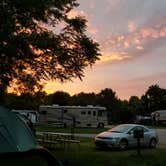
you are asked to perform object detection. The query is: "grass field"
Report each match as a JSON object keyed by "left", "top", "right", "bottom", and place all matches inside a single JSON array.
[
  {"left": 52, "top": 137, "right": 166, "bottom": 166},
  {"left": 35, "top": 126, "right": 166, "bottom": 165},
  {"left": 35, "top": 124, "right": 166, "bottom": 135},
  {"left": 36, "top": 125, "right": 107, "bottom": 134}
]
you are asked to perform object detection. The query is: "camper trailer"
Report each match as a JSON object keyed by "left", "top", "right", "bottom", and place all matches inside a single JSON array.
[
  {"left": 39, "top": 105, "right": 108, "bottom": 128},
  {"left": 151, "top": 110, "right": 166, "bottom": 124},
  {"left": 12, "top": 109, "right": 39, "bottom": 124}
]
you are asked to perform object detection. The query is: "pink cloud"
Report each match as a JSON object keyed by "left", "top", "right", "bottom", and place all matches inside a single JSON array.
[
  {"left": 67, "top": 10, "right": 88, "bottom": 19},
  {"left": 99, "top": 19, "right": 166, "bottom": 65},
  {"left": 128, "top": 21, "right": 137, "bottom": 32}
]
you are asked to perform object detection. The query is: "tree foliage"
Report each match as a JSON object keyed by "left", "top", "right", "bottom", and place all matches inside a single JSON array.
[
  {"left": 129, "top": 96, "right": 143, "bottom": 115},
  {"left": 97, "top": 88, "right": 118, "bottom": 109},
  {"left": 71, "top": 92, "right": 97, "bottom": 106},
  {"left": 142, "top": 84, "right": 166, "bottom": 112},
  {"left": 47, "top": 91, "right": 71, "bottom": 105},
  {"left": 0, "top": 0, "right": 100, "bottom": 98}
]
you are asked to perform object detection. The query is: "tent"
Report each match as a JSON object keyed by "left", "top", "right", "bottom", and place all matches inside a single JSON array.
[{"left": 0, "top": 105, "right": 37, "bottom": 153}]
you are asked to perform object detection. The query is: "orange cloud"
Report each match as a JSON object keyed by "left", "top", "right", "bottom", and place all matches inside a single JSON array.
[
  {"left": 101, "top": 20, "right": 166, "bottom": 60},
  {"left": 136, "top": 46, "right": 144, "bottom": 50},
  {"left": 97, "top": 52, "right": 132, "bottom": 65},
  {"left": 128, "top": 21, "right": 137, "bottom": 32},
  {"left": 67, "top": 10, "right": 88, "bottom": 19}
]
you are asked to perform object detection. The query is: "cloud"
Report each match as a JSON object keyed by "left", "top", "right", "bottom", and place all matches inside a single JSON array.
[
  {"left": 128, "top": 21, "right": 137, "bottom": 32},
  {"left": 105, "top": 0, "right": 127, "bottom": 13},
  {"left": 68, "top": 9, "right": 99, "bottom": 36},
  {"left": 97, "top": 52, "right": 132, "bottom": 65},
  {"left": 67, "top": 10, "right": 88, "bottom": 19},
  {"left": 99, "top": 19, "right": 166, "bottom": 65},
  {"left": 87, "top": 22, "right": 98, "bottom": 35}
]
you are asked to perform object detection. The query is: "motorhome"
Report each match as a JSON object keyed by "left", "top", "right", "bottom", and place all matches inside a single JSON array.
[
  {"left": 39, "top": 105, "right": 108, "bottom": 128},
  {"left": 151, "top": 110, "right": 166, "bottom": 124}
]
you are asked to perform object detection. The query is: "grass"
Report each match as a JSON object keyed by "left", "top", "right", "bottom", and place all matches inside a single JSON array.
[
  {"left": 36, "top": 124, "right": 166, "bottom": 135},
  {"left": 35, "top": 125, "right": 107, "bottom": 134},
  {"left": 52, "top": 137, "right": 166, "bottom": 166}
]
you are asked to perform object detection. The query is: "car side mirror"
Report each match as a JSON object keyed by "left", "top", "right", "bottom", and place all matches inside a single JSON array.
[{"left": 128, "top": 131, "right": 134, "bottom": 135}]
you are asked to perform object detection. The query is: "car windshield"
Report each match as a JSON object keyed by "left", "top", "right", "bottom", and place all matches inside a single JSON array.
[{"left": 108, "top": 125, "right": 132, "bottom": 133}]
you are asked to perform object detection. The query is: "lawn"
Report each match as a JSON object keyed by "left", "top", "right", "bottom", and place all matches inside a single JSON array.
[
  {"left": 52, "top": 137, "right": 166, "bottom": 166},
  {"left": 35, "top": 125, "right": 166, "bottom": 135},
  {"left": 35, "top": 125, "right": 107, "bottom": 134}
]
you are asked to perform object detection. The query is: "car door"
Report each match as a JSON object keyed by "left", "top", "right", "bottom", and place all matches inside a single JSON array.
[{"left": 130, "top": 126, "right": 150, "bottom": 147}]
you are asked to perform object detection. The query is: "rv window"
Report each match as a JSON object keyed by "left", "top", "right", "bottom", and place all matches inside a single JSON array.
[
  {"left": 93, "top": 111, "right": 96, "bottom": 116},
  {"left": 81, "top": 111, "right": 86, "bottom": 115},
  {"left": 98, "top": 110, "right": 102, "bottom": 117},
  {"left": 88, "top": 111, "right": 91, "bottom": 115}
]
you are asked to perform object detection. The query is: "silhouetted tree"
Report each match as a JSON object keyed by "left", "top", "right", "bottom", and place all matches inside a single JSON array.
[
  {"left": 5, "top": 91, "right": 47, "bottom": 110},
  {"left": 0, "top": 0, "right": 100, "bottom": 101},
  {"left": 142, "top": 84, "right": 166, "bottom": 113},
  {"left": 47, "top": 91, "right": 71, "bottom": 105},
  {"left": 71, "top": 92, "right": 97, "bottom": 106},
  {"left": 97, "top": 88, "right": 119, "bottom": 123},
  {"left": 129, "top": 96, "right": 143, "bottom": 115},
  {"left": 115, "top": 100, "right": 135, "bottom": 123}
]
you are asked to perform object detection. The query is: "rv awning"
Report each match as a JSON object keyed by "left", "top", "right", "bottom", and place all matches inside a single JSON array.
[{"left": 0, "top": 105, "right": 37, "bottom": 153}]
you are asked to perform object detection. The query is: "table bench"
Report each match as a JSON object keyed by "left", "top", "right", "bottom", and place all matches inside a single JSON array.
[{"left": 36, "top": 132, "right": 80, "bottom": 150}]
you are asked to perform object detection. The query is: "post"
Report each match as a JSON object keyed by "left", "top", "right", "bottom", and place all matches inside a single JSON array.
[
  {"left": 133, "top": 129, "right": 144, "bottom": 156},
  {"left": 137, "top": 137, "right": 141, "bottom": 156}
]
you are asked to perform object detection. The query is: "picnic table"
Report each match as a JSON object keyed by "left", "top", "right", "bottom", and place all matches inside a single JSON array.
[{"left": 36, "top": 132, "right": 80, "bottom": 150}]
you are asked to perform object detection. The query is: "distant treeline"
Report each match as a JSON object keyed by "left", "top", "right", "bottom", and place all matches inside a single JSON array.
[{"left": 4, "top": 84, "right": 166, "bottom": 123}]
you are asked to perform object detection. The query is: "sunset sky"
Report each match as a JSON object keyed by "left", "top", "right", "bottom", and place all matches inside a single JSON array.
[{"left": 44, "top": 0, "right": 166, "bottom": 100}]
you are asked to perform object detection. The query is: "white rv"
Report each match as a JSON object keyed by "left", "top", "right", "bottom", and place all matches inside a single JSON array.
[
  {"left": 39, "top": 105, "right": 108, "bottom": 128},
  {"left": 151, "top": 110, "right": 166, "bottom": 124}
]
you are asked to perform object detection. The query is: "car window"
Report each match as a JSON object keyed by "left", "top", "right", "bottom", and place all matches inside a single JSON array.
[
  {"left": 142, "top": 127, "right": 149, "bottom": 132},
  {"left": 128, "top": 126, "right": 148, "bottom": 134}
]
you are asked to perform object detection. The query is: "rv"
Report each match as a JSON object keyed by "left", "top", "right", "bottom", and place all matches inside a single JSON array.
[
  {"left": 39, "top": 105, "right": 108, "bottom": 128},
  {"left": 151, "top": 110, "right": 166, "bottom": 124}
]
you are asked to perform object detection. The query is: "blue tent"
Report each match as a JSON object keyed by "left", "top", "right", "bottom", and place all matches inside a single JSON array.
[{"left": 0, "top": 105, "right": 37, "bottom": 153}]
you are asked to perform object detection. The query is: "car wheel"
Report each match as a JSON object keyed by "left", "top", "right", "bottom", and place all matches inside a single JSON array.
[
  {"left": 149, "top": 138, "right": 157, "bottom": 148},
  {"left": 119, "top": 139, "right": 128, "bottom": 150}
]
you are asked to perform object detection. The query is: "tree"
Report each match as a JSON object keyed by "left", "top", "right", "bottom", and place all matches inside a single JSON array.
[
  {"left": 97, "top": 88, "right": 118, "bottom": 108},
  {"left": 97, "top": 88, "right": 119, "bottom": 123},
  {"left": 47, "top": 91, "right": 71, "bottom": 105},
  {"left": 129, "top": 96, "right": 143, "bottom": 115},
  {"left": 0, "top": 0, "right": 100, "bottom": 100},
  {"left": 142, "top": 84, "right": 166, "bottom": 113},
  {"left": 116, "top": 100, "right": 135, "bottom": 123},
  {"left": 5, "top": 91, "right": 47, "bottom": 110},
  {"left": 71, "top": 92, "right": 97, "bottom": 106}
]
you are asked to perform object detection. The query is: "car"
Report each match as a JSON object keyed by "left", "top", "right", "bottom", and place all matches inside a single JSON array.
[{"left": 95, "top": 124, "right": 159, "bottom": 150}]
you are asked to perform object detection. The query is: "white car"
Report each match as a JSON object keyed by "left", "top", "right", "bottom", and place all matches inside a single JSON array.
[{"left": 95, "top": 124, "right": 158, "bottom": 150}]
